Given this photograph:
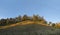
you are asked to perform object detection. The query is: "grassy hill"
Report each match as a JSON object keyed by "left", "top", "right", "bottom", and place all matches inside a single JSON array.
[
  {"left": 0, "top": 20, "right": 48, "bottom": 29},
  {"left": 0, "top": 21, "right": 60, "bottom": 35}
]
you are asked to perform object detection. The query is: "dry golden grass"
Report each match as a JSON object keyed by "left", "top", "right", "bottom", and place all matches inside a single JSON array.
[
  {"left": 0, "top": 20, "right": 50, "bottom": 29},
  {"left": 55, "top": 23, "right": 60, "bottom": 28}
]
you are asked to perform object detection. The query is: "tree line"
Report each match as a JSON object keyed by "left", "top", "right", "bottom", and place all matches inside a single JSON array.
[{"left": 0, "top": 15, "right": 47, "bottom": 26}]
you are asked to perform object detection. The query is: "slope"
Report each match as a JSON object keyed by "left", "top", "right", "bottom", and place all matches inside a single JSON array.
[{"left": 0, "top": 23, "right": 60, "bottom": 35}]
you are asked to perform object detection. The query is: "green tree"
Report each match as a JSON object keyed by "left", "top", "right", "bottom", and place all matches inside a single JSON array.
[
  {"left": 22, "top": 14, "right": 28, "bottom": 21},
  {"left": 0, "top": 19, "right": 7, "bottom": 26},
  {"left": 33, "top": 15, "right": 39, "bottom": 21},
  {"left": 52, "top": 23, "right": 55, "bottom": 27},
  {"left": 48, "top": 22, "right": 52, "bottom": 26},
  {"left": 15, "top": 15, "right": 22, "bottom": 22}
]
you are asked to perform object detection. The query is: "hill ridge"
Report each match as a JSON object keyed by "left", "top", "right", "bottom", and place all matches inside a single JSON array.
[{"left": 0, "top": 21, "right": 49, "bottom": 29}]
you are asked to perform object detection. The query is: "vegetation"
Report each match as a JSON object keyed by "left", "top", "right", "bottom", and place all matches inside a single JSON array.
[
  {"left": 0, "top": 24, "right": 60, "bottom": 35},
  {"left": 0, "top": 14, "right": 60, "bottom": 29},
  {"left": 0, "top": 14, "right": 60, "bottom": 28},
  {"left": 0, "top": 15, "right": 46, "bottom": 26},
  {"left": 0, "top": 15, "right": 60, "bottom": 35}
]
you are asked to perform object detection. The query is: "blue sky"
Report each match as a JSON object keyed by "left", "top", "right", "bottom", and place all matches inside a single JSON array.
[{"left": 0, "top": 0, "right": 60, "bottom": 23}]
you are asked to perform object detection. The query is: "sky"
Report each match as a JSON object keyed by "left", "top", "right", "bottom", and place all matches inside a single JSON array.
[{"left": 0, "top": 0, "right": 60, "bottom": 23}]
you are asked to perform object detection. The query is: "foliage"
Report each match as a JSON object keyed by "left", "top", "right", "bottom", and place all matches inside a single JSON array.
[
  {"left": 0, "top": 15, "right": 47, "bottom": 26},
  {"left": 52, "top": 23, "right": 55, "bottom": 27}
]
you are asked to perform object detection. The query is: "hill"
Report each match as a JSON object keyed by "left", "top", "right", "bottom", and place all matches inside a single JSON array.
[
  {"left": 0, "top": 20, "right": 48, "bottom": 29},
  {"left": 0, "top": 22, "right": 60, "bottom": 35}
]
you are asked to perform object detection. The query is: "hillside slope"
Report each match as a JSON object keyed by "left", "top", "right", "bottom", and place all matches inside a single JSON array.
[
  {"left": 0, "top": 21, "right": 48, "bottom": 29},
  {"left": 0, "top": 23, "right": 60, "bottom": 35}
]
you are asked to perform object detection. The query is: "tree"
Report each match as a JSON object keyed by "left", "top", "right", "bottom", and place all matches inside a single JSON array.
[
  {"left": 33, "top": 15, "right": 39, "bottom": 21},
  {"left": 15, "top": 15, "right": 22, "bottom": 22},
  {"left": 5, "top": 18, "right": 9, "bottom": 25},
  {"left": 48, "top": 22, "right": 52, "bottom": 26},
  {"left": 38, "top": 16, "right": 44, "bottom": 21},
  {"left": 22, "top": 14, "right": 28, "bottom": 21},
  {"left": 0, "top": 19, "right": 7, "bottom": 26},
  {"left": 44, "top": 21, "right": 47, "bottom": 24},
  {"left": 52, "top": 23, "right": 55, "bottom": 27}
]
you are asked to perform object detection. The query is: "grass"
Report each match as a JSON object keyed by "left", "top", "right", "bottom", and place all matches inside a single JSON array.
[
  {"left": 0, "top": 20, "right": 49, "bottom": 29},
  {"left": 0, "top": 21, "right": 60, "bottom": 35}
]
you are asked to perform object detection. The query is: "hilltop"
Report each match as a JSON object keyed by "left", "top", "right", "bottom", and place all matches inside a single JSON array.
[
  {"left": 0, "top": 22, "right": 60, "bottom": 35},
  {"left": 0, "top": 15, "right": 60, "bottom": 35},
  {"left": 0, "top": 20, "right": 48, "bottom": 29}
]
